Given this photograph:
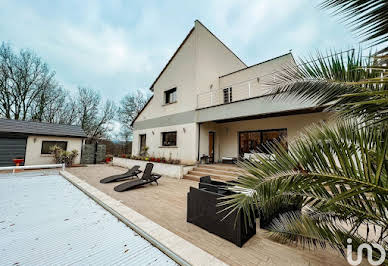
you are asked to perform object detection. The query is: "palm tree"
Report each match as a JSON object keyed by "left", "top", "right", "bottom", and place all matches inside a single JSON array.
[{"left": 221, "top": 0, "right": 388, "bottom": 260}]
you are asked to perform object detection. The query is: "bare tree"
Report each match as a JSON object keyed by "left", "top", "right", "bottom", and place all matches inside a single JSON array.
[
  {"left": 0, "top": 42, "right": 57, "bottom": 120},
  {"left": 0, "top": 43, "right": 117, "bottom": 141},
  {"left": 118, "top": 89, "right": 149, "bottom": 138},
  {"left": 76, "top": 87, "right": 116, "bottom": 140}
]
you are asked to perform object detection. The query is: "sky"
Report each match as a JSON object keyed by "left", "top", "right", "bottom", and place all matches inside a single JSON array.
[{"left": 0, "top": 0, "right": 360, "bottom": 136}]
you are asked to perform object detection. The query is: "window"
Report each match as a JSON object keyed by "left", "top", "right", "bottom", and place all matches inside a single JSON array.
[
  {"left": 238, "top": 129, "right": 287, "bottom": 155},
  {"left": 164, "top": 88, "right": 177, "bottom": 104},
  {"left": 41, "top": 141, "right": 67, "bottom": 154},
  {"left": 262, "top": 129, "right": 287, "bottom": 152},
  {"left": 223, "top": 87, "right": 232, "bottom": 103},
  {"left": 162, "top": 131, "right": 177, "bottom": 147},
  {"left": 139, "top": 134, "right": 146, "bottom": 152}
]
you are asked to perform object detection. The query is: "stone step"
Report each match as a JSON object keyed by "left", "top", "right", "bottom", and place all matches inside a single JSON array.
[
  {"left": 197, "top": 164, "right": 241, "bottom": 173},
  {"left": 188, "top": 170, "right": 239, "bottom": 180},
  {"left": 185, "top": 171, "right": 237, "bottom": 182},
  {"left": 183, "top": 174, "right": 201, "bottom": 182},
  {"left": 183, "top": 174, "right": 228, "bottom": 183},
  {"left": 192, "top": 167, "right": 240, "bottom": 177}
]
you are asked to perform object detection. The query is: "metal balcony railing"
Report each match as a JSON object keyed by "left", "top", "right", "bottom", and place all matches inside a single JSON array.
[{"left": 196, "top": 77, "right": 273, "bottom": 109}]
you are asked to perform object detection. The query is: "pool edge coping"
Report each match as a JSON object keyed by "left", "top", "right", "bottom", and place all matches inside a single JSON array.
[{"left": 60, "top": 170, "right": 228, "bottom": 266}]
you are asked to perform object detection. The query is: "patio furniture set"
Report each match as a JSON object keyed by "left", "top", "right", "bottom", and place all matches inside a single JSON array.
[{"left": 100, "top": 163, "right": 299, "bottom": 248}]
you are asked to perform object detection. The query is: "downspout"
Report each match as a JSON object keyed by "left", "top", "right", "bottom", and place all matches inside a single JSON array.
[{"left": 197, "top": 123, "right": 201, "bottom": 162}]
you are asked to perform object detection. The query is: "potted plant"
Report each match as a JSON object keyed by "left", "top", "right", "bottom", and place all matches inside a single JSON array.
[{"left": 105, "top": 154, "right": 113, "bottom": 163}]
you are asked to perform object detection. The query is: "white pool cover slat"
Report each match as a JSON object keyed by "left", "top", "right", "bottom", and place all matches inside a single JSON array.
[{"left": 0, "top": 172, "right": 177, "bottom": 265}]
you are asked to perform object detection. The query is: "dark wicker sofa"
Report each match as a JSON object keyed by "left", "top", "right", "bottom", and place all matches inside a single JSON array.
[{"left": 187, "top": 178, "right": 256, "bottom": 247}]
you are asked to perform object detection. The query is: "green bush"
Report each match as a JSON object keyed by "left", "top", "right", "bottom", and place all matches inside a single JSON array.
[{"left": 50, "top": 145, "right": 79, "bottom": 167}]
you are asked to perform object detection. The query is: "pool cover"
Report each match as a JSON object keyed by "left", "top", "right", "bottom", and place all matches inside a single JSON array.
[{"left": 0, "top": 172, "right": 176, "bottom": 265}]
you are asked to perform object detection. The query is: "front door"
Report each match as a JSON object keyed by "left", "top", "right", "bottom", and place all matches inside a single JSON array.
[{"left": 208, "top": 132, "right": 215, "bottom": 163}]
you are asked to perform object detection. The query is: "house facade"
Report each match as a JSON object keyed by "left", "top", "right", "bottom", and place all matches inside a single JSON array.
[
  {"left": 0, "top": 119, "right": 86, "bottom": 166},
  {"left": 132, "top": 20, "right": 330, "bottom": 165}
]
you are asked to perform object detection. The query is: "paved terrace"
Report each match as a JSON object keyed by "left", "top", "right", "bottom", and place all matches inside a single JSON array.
[{"left": 67, "top": 165, "right": 351, "bottom": 266}]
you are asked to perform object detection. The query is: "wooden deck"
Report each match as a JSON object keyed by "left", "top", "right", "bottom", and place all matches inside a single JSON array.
[{"left": 67, "top": 165, "right": 352, "bottom": 266}]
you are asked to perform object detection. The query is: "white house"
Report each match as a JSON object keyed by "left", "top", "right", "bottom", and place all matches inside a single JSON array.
[
  {"left": 0, "top": 119, "right": 86, "bottom": 166},
  {"left": 131, "top": 20, "right": 330, "bottom": 165}
]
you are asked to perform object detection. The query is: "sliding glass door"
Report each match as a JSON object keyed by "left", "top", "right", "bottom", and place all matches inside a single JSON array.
[{"left": 238, "top": 129, "right": 287, "bottom": 156}]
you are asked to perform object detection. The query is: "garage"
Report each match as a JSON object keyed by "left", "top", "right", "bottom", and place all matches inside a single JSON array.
[
  {"left": 0, "top": 119, "right": 86, "bottom": 167},
  {"left": 0, "top": 137, "right": 27, "bottom": 166}
]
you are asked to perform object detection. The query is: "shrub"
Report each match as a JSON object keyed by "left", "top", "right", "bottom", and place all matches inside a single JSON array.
[{"left": 50, "top": 145, "right": 79, "bottom": 167}]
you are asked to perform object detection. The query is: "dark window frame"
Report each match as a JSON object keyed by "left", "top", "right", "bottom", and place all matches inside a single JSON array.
[
  {"left": 238, "top": 128, "right": 287, "bottom": 155},
  {"left": 164, "top": 87, "right": 177, "bottom": 104},
  {"left": 223, "top": 87, "right": 232, "bottom": 104},
  {"left": 139, "top": 134, "right": 146, "bottom": 151},
  {"left": 161, "top": 131, "right": 177, "bottom": 147},
  {"left": 41, "top": 141, "right": 68, "bottom": 155}
]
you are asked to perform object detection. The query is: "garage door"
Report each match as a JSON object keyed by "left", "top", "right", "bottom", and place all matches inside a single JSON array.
[{"left": 0, "top": 138, "right": 27, "bottom": 167}]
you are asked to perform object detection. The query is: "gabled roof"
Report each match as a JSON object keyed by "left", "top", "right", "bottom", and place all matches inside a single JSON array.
[
  {"left": 219, "top": 52, "right": 294, "bottom": 78},
  {"left": 0, "top": 119, "right": 87, "bottom": 138},
  {"left": 149, "top": 28, "right": 194, "bottom": 91},
  {"left": 148, "top": 20, "right": 247, "bottom": 91},
  {"left": 195, "top": 20, "right": 247, "bottom": 68},
  {"left": 130, "top": 95, "right": 153, "bottom": 127}
]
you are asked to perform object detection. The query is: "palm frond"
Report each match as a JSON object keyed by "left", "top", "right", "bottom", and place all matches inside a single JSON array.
[
  {"left": 222, "top": 119, "right": 388, "bottom": 253},
  {"left": 267, "top": 211, "right": 387, "bottom": 261},
  {"left": 269, "top": 49, "right": 388, "bottom": 124},
  {"left": 320, "top": 0, "right": 388, "bottom": 45}
]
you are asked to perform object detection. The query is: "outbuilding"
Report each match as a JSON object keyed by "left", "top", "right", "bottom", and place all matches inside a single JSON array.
[{"left": 0, "top": 119, "right": 86, "bottom": 166}]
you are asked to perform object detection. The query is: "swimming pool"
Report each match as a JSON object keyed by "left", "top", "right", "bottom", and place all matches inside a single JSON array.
[{"left": 0, "top": 171, "right": 177, "bottom": 265}]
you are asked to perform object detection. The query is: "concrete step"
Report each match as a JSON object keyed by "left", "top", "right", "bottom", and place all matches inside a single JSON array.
[
  {"left": 183, "top": 174, "right": 201, "bottom": 182},
  {"left": 185, "top": 171, "right": 237, "bottom": 182},
  {"left": 183, "top": 174, "right": 228, "bottom": 183},
  {"left": 192, "top": 167, "right": 240, "bottom": 177},
  {"left": 197, "top": 164, "right": 241, "bottom": 173},
  {"left": 188, "top": 170, "right": 238, "bottom": 180}
]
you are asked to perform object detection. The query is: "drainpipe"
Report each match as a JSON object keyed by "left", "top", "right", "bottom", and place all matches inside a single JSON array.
[{"left": 197, "top": 123, "right": 201, "bottom": 162}]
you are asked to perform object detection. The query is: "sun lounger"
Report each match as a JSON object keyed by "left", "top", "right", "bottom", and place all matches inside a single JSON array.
[
  {"left": 100, "top": 165, "right": 142, "bottom": 183},
  {"left": 113, "top": 163, "right": 161, "bottom": 192}
]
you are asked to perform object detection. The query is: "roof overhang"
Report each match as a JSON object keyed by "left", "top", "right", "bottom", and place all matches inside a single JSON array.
[{"left": 196, "top": 94, "right": 323, "bottom": 123}]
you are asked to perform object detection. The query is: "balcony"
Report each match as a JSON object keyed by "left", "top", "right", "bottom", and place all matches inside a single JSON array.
[{"left": 196, "top": 78, "right": 271, "bottom": 109}]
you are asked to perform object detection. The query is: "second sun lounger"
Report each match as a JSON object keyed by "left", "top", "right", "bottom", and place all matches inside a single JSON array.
[
  {"left": 114, "top": 163, "right": 161, "bottom": 192},
  {"left": 100, "top": 165, "right": 142, "bottom": 183}
]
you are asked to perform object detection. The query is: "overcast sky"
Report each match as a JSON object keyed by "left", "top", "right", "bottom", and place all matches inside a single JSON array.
[
  {"left": 0, "top": 0, "right": 359, "bottom": 99},
  {"left": 1, "top": 0, "right": 360, "bottom": 136}
]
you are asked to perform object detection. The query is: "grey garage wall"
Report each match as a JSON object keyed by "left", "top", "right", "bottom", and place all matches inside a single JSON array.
[{"left": 0, "top": 137, "right": 27, "bottom": 166}]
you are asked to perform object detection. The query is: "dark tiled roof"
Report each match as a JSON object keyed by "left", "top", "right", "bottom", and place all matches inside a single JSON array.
[{"left": 0, "top": 119, "right": 87, "bottom": 138}]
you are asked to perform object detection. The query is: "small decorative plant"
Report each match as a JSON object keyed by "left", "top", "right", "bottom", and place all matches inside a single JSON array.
[
  {"left": 50, "top": 145, "right": 79, "bottom": 167},
  {"left": 140, "top": 146, "right": 149, "bottom": 156},
  {"left": 126, "top": 154, "right": 181, "bottom": 165},
  {"left": 105, "top": 154, "right": 113, "bottom": 163}
]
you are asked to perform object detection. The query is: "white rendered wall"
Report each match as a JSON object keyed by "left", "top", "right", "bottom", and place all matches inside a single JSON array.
[
  {"left": 132, "top": 123, "right": 198, "bottom": 165},
  {"left": 24, "top": 135, "right": 83, "bottom": 165}
]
